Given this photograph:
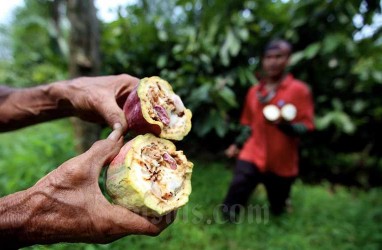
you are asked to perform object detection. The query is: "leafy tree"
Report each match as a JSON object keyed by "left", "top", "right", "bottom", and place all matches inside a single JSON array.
[
  {"left": 1, "top": 0, "right": 381, "bottom": 186},
  {"left": 0, "top": 0, "right": 67, "bottom": 87},
  {"left": 101, "top": 0, "right": 382, "bottom": 186},
  {"left": 280, "top": 0, "right": 382, "bottom": 186}
]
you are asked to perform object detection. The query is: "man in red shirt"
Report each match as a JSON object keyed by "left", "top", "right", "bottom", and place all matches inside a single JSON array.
[{"left": 222, "top": 39, "right": 315, "bottom": 219}]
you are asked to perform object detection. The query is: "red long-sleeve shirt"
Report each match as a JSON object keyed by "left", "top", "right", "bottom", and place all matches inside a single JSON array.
[{"left": 238, "top": 74, "right": 315, "bottom": 177}]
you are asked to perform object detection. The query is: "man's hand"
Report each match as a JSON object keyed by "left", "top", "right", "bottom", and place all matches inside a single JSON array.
[
  {"left": 225, "top": 144, "right": 240, "bottom": 158},
  {"left": 0, "top": 128, "right": 175, "bottom": 248},
  {"left": 276, "top": 121, "right": 308, "bottom": 136},
  {"left": 60, "top": 74, "right": 139, "bottom": 132}
]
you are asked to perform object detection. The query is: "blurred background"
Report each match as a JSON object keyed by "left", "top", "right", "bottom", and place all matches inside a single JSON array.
[{"left": 0, "top": 0, "right": 381, "bottom": 249}]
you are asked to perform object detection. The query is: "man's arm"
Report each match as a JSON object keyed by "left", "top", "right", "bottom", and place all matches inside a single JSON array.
[
  {"left": 0, "top": 82, "right": 72, "bottom": 132},
  {"left": 225, "top": 125, "right": 251, "bottom": 158},
  {"left": 277, "top": 83, "right": 315, "bottom": 136},
  {"left": 277, "top": 122, "right": 308, "bottom": 136},
  {"left": 0, "top": 74, "right": 139, "bottom": 132}
]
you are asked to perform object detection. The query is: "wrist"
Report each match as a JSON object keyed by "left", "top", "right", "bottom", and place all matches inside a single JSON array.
[
  {"left": 47, "top": 80, "right": 75, "bottom": 116},
  {"left": 277, "top": 122, "right": 307, "bottom": 136},
  {"left": 0, "top": 81, "right": 76, "bottom": 131},
  {"left": 0, "top": 188, "right": 41, "bottom": 248},
  {"left": 0, "top": 182, "right": 80, "bottom": 247}
]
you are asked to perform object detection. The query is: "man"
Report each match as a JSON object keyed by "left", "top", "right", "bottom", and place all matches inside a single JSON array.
[
  {"left": 222, "top": 39, "right": 315, "bottom": 219},
  {"left": 0, "top": 74, "right": 175, "bottom": 248}
]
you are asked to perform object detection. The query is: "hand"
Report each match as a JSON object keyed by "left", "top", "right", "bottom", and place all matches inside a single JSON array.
[
  {"left": 60, "top": 74, "right": 139, "bottom": 131},
  {"left": 225, "top": 144, "right": 240, "bottom": 158},
  {"left": 277, "top": 121, "right": 307, "bottom": 136},
  {"left": 0, "top": 128, "right": 175, "bottom": 248}
]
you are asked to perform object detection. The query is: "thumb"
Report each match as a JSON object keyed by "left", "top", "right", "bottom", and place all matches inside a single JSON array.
[{"left": 83, "top": 128, "right": 124, "bottom": 177}]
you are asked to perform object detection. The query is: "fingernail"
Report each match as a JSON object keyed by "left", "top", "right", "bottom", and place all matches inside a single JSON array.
[
  {"left": 108, "top": 128, "right": 122, "bottom": 141},
  {"left": 113, "top": 123, "right": 122, "bottom": 130}
]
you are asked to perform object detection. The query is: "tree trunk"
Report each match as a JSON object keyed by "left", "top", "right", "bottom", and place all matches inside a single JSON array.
[{"left": 67, "top": 0, "right": 101, "bottom": 153}]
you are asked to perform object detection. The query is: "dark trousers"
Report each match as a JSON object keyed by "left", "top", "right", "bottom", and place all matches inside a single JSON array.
[{"left": 223, "top": 160, "right": 296, "bottom": 215}]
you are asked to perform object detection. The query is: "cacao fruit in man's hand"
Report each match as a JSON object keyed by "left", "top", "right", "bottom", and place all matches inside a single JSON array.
[
  {"left": 106, "top": 134, "right": 193, "bottom": 217},
  {"left": 123, "top": 76, "right": 192, "bottom": 141}
]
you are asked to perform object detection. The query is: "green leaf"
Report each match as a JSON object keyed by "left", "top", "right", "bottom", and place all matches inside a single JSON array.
[
  {"left": 236, "top": 27, "right": 249, "bottom": 41},
  {"left": 289, "top": 51, "right": 304, "bottom": 66},
  {"left": 220, "top": 28, "right": 241, "bottom": 66},
  {"left": 218, "top": 86, "right": 238, "bottom": 108},
  {"left": 158, "top": 30, "right": 168, "bottom": 41},
  {"left": 372, "top": 71, "right": 382, "bottom": 84},
  {"left": 187, "top": 84, "right": 211, "bottom": 109},
  {"left": 332, "top": 98, "right": 343, "bottom": 111},
  {"left": 304, "top": 43, "right": 321, "bottom": 59},
  {"left": 352, "top": 100, "right": 366, "bottom": 114},
  {"left": 195, "top": 116, "right": 213, "bottom": 137},
  {"left": 315, "top": 110, "right": 356, "bottom": 134},
  {"left": 335, "top": 112, "right": 355, "bottom": 134},
  {"left": 322, "top": 34, "right": 343, "bottom": 54},
  {"left": 210, "top": 110, "right": 227, "bottom": 137},
  {"left": 315, "top": 113, "right": 333, "bottom": 130},
  {"left": 172, "top": 44, "right": 184, "bottom": 54},
  {"left": 156, "top": 55, "right": 167, "bottom": 68}
]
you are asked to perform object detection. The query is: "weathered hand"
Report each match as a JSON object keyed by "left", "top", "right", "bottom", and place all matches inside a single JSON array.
[
  {"left": 61, "top": 74, "right": 139, "bottom": 131},
  {"left": 0, "top": 128, "right": 175, "bottom": 248},
  {"left": 225, "top": 144, "right": 240, "bottom": 158}
]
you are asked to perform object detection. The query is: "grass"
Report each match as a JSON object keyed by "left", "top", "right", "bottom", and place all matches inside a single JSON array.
[
  {"left": 1, "top": 120, "right": 382, "bottom": 250},
  {"left": 0, "top": 119, "right": 76, "bottom": 196}
]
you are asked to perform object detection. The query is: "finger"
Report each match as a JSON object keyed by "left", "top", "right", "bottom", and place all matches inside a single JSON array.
[
  {"left": 82, "top": 129, "right": 124, "bottom": 177},
  {"left": 96, "top": 98, "right": 128, "bottom": 132},
  {"left": 147, "top": 210, "right": 177, "bottom": 232},
  {"left": 105, "top": 205, "right": 177, "bottom": 236},
  {"left": 108, "top": 123, "right": 123, "bottom": 140},
  {"left": 116, "top": 74, "right": 140, "bottom": 93}
]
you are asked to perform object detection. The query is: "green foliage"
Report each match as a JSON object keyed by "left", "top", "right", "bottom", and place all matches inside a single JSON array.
[
  {"left": 0, "top": 120, "right": 76, "bottom": 196},
  {"left": 1, "top": 0, "right": 382, "bottom": 187},
  {"left": 99, "top": 0, "right": 382, "bottom": 185},
  {"left": 281, "top": 0, "right": 382, "bottom": 186},
  {"left": 0, "top": 0, "right": 67, "bottom": 87},
  {"left": 101, "top": 0, "right": 261, "bottom": 138}
]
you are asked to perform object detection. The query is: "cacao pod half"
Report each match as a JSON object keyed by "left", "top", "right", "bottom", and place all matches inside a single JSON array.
[
  {"left": 106, "top": 133, "right": 193, "bottom": 217},
  {"left": 123, "top": 76, "right": 192, "bottom": 141}
]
